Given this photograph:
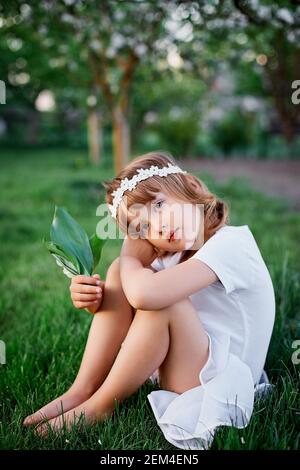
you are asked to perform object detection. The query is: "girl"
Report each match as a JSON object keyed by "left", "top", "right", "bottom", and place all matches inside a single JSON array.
[{"left": 23, "top": 151, "right": 276, "bottom": 450}]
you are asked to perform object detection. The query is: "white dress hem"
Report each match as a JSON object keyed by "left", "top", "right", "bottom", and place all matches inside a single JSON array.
[{"left": 147, "top": 330, "right": 274, "bottom": 450}]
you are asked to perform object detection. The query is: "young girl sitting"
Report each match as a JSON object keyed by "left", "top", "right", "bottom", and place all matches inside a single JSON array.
[{"left": 23, "top": 151, "right": 276, "bottom": 450}]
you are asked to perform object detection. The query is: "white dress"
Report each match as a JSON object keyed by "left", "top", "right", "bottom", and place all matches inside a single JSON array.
[{"left": 147, "top": 224, "right": 276, "bottom": 450}]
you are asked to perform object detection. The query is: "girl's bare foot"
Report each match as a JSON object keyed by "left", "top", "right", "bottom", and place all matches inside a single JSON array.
[
  {"left": 34, "top": 400, "right": 113, "bottom": 437},
  {"left": 22, "top": 387, "right": 93, "bottom": 427}
]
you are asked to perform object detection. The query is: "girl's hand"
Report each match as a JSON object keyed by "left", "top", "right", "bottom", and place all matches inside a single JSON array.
[
  {"left": 70, "top": 274, "right": 105, "bottom": 314},
  {"left": 120, "top": 235, "right": 158, "bottom": 267}
]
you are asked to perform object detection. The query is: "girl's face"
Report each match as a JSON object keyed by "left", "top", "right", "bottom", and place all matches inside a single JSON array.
[{"left": 125, "top": 191, "right": 204, "bottom": 253}]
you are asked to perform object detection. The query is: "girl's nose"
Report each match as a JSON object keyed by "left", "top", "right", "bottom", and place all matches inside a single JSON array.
[{"left": 159, "top": 224, "right": 169, "bottom": 238}]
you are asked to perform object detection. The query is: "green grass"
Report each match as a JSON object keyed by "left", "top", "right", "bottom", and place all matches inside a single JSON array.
[{"left": 0, "top": 148, "right": 299, "bottom": 450}]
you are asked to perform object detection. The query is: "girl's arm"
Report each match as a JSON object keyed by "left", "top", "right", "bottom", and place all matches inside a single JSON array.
[{"left": 120, "top": 254, "right": 218, "bottom": 311}]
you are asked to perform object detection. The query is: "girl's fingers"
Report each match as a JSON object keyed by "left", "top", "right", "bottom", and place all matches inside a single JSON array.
[
  {"left": 70, "top": 284, "right": 102, "bottom": 294},
  {"left": 72, "top": 292, "right": 102, "bottom": 302},
  {"left": 72, "top": 275, "right": 101, "bottom": 285}
]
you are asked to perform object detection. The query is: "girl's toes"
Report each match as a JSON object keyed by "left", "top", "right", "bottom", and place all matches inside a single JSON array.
[
  {"left": 23, "top": 414, "right": 39, "bottom": 426},
  {"left": 23, "top": 415, "right": 33, "bottom": 426},
  {"left": 23, "top": 412, "right": 46, "bottom": 427},
  {"left": 34, "top": 422, "right": 50, "bottom": 438},
  {"left": 33, "top": 424, "right": 46, "bottom": 437}
]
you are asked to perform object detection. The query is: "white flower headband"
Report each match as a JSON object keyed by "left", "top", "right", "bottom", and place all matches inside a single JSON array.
[{"left": 107, "top": 162, "right": 187, "bottom": 219}]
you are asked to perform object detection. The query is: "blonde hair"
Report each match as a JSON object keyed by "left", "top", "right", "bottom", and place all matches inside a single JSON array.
[{"left": 102, "top": 150, "right": 230, "bottom": 259}]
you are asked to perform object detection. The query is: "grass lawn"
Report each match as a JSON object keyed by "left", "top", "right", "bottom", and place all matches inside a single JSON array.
[{"left": 0, "top": 148, "right": 299, "bottom": 450}]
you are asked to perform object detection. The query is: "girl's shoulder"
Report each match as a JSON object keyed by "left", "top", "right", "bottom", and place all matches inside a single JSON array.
[
  {"left": 213, "top": 223, "right": 251, "bottom": 236},
  {"left": 204, "top": 224, "right": 253, "bottom": 248}
]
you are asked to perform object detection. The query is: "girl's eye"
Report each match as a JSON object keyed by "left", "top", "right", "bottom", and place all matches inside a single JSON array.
[{"left": 155, "top": 200, "right": 164, "bottom": 209}]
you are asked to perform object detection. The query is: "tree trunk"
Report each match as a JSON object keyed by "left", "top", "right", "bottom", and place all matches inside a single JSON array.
[
  {"left": 280, "top": 116, "right": 295, "bottom": 147},
  {"left": 87, "top": 108, "right": 102, "bottom": 165},
  {"left": 112, "top": 104, "right": 130, "bottom": 174},
  {"left": 263, "top": 31, "right": 299, "bottom": 149}
]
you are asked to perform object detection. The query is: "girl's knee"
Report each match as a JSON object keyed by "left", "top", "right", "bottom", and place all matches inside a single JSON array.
[
  {"left": 163, "top": 297, "right": 194, "bottom": 316},
  {"left": 106, "top": 257, "right": 122, "bottom": 285},
  {"left": 107, "top": 256, "right": 120, "bottom": 274},
  {"left": 134, "top": 303, "right": 177, "bottom": 325}
]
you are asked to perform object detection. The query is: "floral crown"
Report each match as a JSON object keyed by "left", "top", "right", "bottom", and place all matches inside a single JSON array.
[{"left": 107, "top": 162, "right": 187, "bottom": 219}]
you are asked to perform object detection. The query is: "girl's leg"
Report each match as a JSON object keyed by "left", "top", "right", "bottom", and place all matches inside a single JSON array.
[
  {"left": 35, "top": 297, "right": 209, "bottom": 435},
  {"left": 23, "top": 257, "right": 134, "bottom": 426}
]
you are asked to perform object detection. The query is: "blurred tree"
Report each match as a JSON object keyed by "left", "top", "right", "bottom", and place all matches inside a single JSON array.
[
  {"left": 0, "top": 18, "right": 49, "bottom": 145},
  {"left": 190, "top": 0, "right": 300, "bottom": 144},
  {"left": 231, "top": 0, "right": 300, "bottom": 147},
  {"left": 183, "top": 0, "right": 300, "bottom": 150},
  {"left": 131, "top": 68, "right": 207, "bottom": 157},
  {"left": 2, "top": 0, "right": 188, "bottom": 171},
  {"left": 2, "top": 0, "right": 299, "bottom": 161},
  {"left": 211, "top": 108, "right": 257, "bottom": 156},
  {"left": 1, "top": 2, "right": 106, "bottom": 162}
]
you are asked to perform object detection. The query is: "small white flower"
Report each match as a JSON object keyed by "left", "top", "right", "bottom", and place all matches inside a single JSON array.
[
  {"left": 109, "top": 164, "right": 186, "bottom": 221},
  {"left": 240, "top": 436, "right": 245, "bottom": 444},
  {"left": 98, "top": 438, "right": 102, "bottom": 445}
]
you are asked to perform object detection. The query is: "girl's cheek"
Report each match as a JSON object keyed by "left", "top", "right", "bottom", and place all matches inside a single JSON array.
[{"left": 184, "top": 239, "right": 195, "bottom": 250}]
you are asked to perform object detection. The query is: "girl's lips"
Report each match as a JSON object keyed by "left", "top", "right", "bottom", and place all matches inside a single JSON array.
[{"left": 169, "top": 228, "right": 178, "bottom": 242}]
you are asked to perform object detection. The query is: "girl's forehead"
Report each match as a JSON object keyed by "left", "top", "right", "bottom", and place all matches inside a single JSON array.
[{"left": 152, "top": 191, "right": 165, "bottom": 199}]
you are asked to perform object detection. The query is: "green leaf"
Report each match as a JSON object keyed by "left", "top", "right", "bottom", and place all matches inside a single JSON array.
[
  {"left": 89, "top": 233, "right": 107, "bottom": 273},
  {"left": 49, "top": 206, "right": 94, "bottom": 276},
  {"left": 43, "top": 238, "right": 81, "bottom": 274},
  {"left": 44, "top": 206, "right": 107, "bottom": 279}
]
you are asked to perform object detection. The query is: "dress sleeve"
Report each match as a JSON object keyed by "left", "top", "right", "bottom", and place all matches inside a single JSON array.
[
  {"left": 150, "top": 257, "right": 165, "bottom": 272},
  {"left": 189, "top": 228, "right": 256, "bottom": 295},
  {"left": 150, "top": 252, "right": 183, "bottom": 272}
]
